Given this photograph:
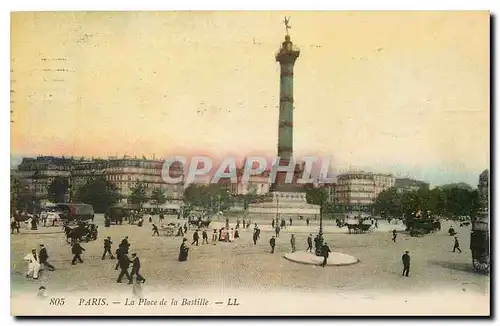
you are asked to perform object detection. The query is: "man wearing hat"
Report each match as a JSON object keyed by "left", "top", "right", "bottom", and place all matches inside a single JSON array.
[
  {"left": 71, "top": 240, "right": 85, "bottom": 265},
  {"left": 321, "top": 242, "right": 331, "bottom": 268},
  {"left": 102, "top": 237, "right": 115, "bottom": 260},
  {"left": 128, "top": 253, "right": 145, "bottom": 284},
  {"left": 453, "top": 236, "right": 462, "bottom": 253},
  {"left": 39, "top": 244, "right": 55, "bottom": 271},
  {"left": 269, "top": 236, "right": 276, "bottom": 254},
  {"left": 402, "top": 251, "right": 411, "bottom": 277}
]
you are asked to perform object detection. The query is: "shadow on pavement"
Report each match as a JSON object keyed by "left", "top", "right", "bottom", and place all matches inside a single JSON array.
[{"left": 428, "top": 259, "right": 478, "bottom": 274}]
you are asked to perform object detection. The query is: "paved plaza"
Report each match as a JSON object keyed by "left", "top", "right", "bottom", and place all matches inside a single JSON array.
[{"left": 11, "top": 215, "right": 489, "bottom": 297}]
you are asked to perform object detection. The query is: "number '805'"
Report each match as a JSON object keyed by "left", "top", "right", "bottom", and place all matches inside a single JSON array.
[{"left": 49, "top": 298, "right": 65, "bottom": 306}]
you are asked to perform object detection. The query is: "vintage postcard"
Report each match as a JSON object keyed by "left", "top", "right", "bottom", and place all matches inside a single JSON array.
[{"left": 10, "top": 11, "right": 490, "bottom": 316}]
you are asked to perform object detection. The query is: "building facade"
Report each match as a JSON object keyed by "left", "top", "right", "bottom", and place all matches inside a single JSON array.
[
  {"left": 334, "top": 172, "right": 395, "bottom": 212},
  {"left": 104, "top": 157, "right": 184, "bottom": 202},
  {"left": 230, "top": 169, "right": 271, "bottom": 196},
  {"left": 373, "top": 173, "right": 396, "bottom": 197},
  {"left": 13, "top": 156, "right": 185, "bottom": 204},
  {"left": 394, "top": 178, "right": 429, "bottom": 193},
  {"left": 15, "top": 156, "right": 72, "bottom": 200}
]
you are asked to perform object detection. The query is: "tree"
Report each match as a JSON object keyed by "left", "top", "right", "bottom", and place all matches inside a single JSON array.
[
  {"left": 74, "top": 178, "right": 120, "bottom": 213},
  {"left": 305, "top": 186, "right": 329, "bottom": 218},
  {"left": 305, "top": 186, "right": 329, "bottom": 206},
  {"left": 11, "top": 176, "right": 37, "bottom": 214},
  {"left": 373, "top": 188, "right": 402, "bottom": 217},
  {"left": 183, "top": 184, "right": 231, "bottom": 213},
  {"left": 47, "top": 177, "right": 69, "bottom": 203},
  {"left": 151, "top": 188, "right": 167, "bottom": 210},
  {"left": 129, "top": 182, "right": 148, "bottom": 208},
  {"left": 243, "top": 184, "right": 259, "bottom": 210}
]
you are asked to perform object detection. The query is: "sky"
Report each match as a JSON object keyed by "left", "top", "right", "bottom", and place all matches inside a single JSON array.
[{"left": 10, "top": 11, "right": 490, "bottom": 187}]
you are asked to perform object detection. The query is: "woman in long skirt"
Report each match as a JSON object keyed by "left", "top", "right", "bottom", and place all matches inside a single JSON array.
[{"left": 178, "top": 238, "right": 189, "bottom": 262}]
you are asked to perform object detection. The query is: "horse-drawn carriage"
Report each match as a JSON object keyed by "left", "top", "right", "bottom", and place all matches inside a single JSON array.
[
  {"left": 159, "top": 223, "right": 177, "bottom": 236},
  {"left": 187, "top": 211, "right": 211, "bottom": 229},
  {"left": 345, "top": 218, "right": 373, "bottom": 234},
  {"left": 63, "top": 221, "right": 98, "bottom": 244},
  {"left": 406, "top": 216, "right": 441, "bottom": 237}
]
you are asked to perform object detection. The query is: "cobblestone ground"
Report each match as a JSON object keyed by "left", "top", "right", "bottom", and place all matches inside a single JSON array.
[{"left": 11, "top": 215, "right": 489, "bottom": 296}]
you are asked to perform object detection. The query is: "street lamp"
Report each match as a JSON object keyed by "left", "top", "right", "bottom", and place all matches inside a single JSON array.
[
  {"left": 276, "top": 194, "right": 280, "bottom": 221},
  {"left": 316, "top": 199, "right": 325, "bottom": 256}
]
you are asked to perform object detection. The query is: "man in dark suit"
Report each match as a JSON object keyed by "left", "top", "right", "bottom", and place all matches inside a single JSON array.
[
  {"left": 71, "top": 241, "right": 85, "bottom": 265},
  {"left": 453, "top": 237, "right": 462, "bottom": 253},
  {"left": 202, "top": 229, "right": 209, "bottom": 244},
  {"left": 307, "top": 234, "right": 313, "bottom": 253},
  {"left": 128, "top": 253, "right": 146, "bottom": 284},
  {"left": 116, "top": 251, "right": 131, "bottom": 283},
  {"left": 402, "top": 251, "right": 410, "bottom": 277},
  {"left": 152, "top": 224, "right": 160, "bottom": 236},
  {"left": 102, "top": 237, "right": 114, "bottom": 260},
  {"left": 321, "top": 243, "right": 331, "bottom": 267},
  {"left": 192, "top": 230, "right": 199, "bottom": 246},
  {"left": 115, "top": 244, "right": 124, "bottom": 270},
  {"left": 39, "top": 244, "right": 55, "bottom": 271},
  {"left": 270, "top": 236, "right": 276, "bottom": 254}
]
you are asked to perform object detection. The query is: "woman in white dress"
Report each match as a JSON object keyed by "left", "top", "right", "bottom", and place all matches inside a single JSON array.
[{"left": 24, "top": 249, "right": 41, "bottom": 279}]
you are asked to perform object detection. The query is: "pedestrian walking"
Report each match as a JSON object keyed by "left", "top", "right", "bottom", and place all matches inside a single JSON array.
[
  {"left": 212, "top": 229, "right": 218, "bottom": 244},
  {"left": 39, "top": 244, "right": 56, "bottom": 271},
  {"left": 402, "top": 250, "right": 410, "bottom": 277},
  {"left": 306, "top": 218, "right": 309, "bottom": 226},
  {"left": 179, "top": 238, "right": 189, "bottom": 262},
  {"left": 11, "top": 219, "right": 20, "bottom": 234},
  {"left": 128, "top": 253, "right": 146, "bottom": 284},
  {"left": 275, "top": 225, "right": 280, "bottom": 237},
  {"left": 289, "top": 217, "right": 293, "bottom": 226},
  {"left": 116, "top": 252, "right": 131, "bottom": 283},
  {"left": 272, "top": 218, "right": 275, "bottom": 229},
  {"left": 114, "top": 244, "right": 124, "bottom": 270},
  {"left": 253, "top": 229, "right": 258, "bottom": 245},
  {"left": 121, "top": 236, "right": 130, "bottom": 254},
  {"left": 152, "top": 224, "right": 159, "bottom": 236},
  {"left": 192, "top": 230, "right": 199, "bottom": 246},
  {"left": 102, "top": 237, "right": 115, "bottom": 260},
  {"left": 71, "top": 241, "right": 85, "bottom": 265},
  {"left": 202, "top": 229, "right": 209, "bottom": 244},
  {"left": 307, "top": 234, "right": 313, "bottom": 253},
  {"left": 270, "top": 236, "right": 276, "bottom": 254},
  {"left": 321, "top": 243, "right": 331, "bottom": 267},
  {"left": 392, "top": 229, "right": 397, "bottom": 243},
  {"left": 183, "top": 223, "right": 188, "bottom": 234},
  {"left": 453, "top": 236, "right": 462, "bottom": 253},
  {"left": 290, "top": 234, "right": 296, "bottom": 253}
]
